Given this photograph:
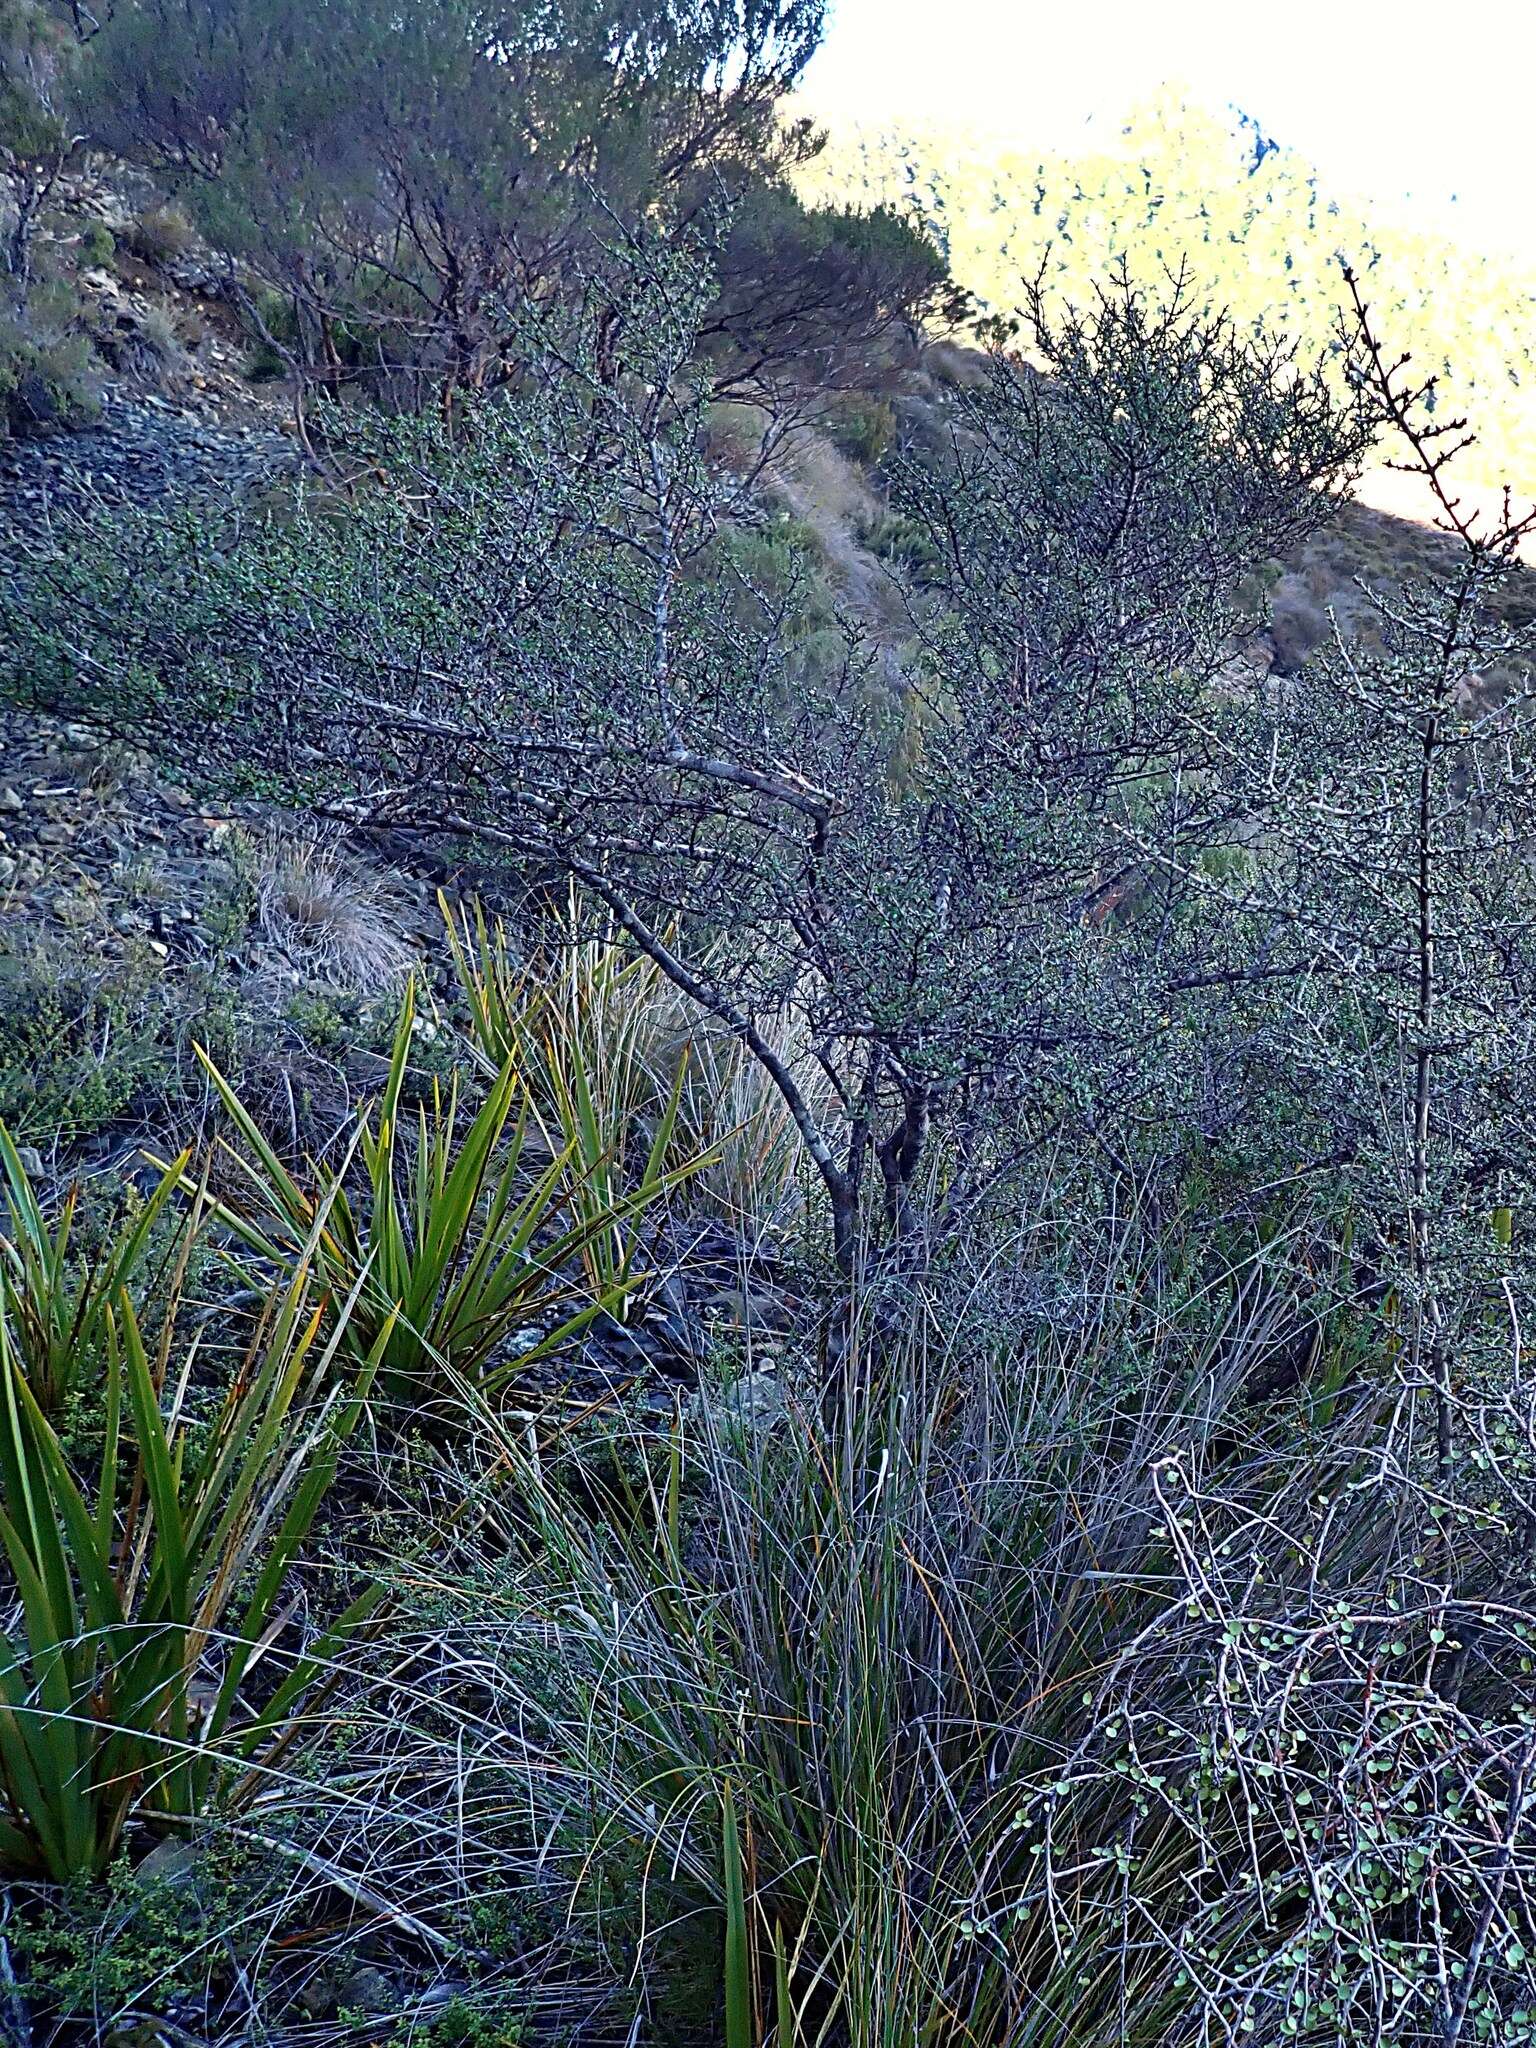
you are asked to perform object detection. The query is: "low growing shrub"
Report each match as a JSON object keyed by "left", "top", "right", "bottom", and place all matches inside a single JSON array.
[{"left": 0, "top": 934, "right": 165, "bottom": 1144}]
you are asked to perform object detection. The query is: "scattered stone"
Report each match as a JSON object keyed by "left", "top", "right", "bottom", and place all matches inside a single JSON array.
[
  {"left": 639, "top": 1304, "right": 698, "bottom": 1362},
  {"left": 1, "top": 390, "right": 296, "bottom": 541},
  {"left": 585, "top": 1309, "right": 662, "bottom": 1375},
  {"left": 712, "top": 1369, "right": 788, "bottom": 1432},
  {"left": 337, "top": 1967, "right": 398, "bottom": 2017},
  {"left": 134, "top": 1836, "right": 204, "bottom": 1891}
]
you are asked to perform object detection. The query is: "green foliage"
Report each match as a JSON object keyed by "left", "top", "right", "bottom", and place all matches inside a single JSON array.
[
  {"left": 0, "top": 934, "right": 162, "bottom": 1141},
  {"left": 0, "top": 0, "right": 71, "bottom": 160},
  {"left": 446, "top": 896, "right": 826, "bottom": 1238},
  {"left": 0, "top": 1122, "right": 188, "bottom": 1413},
  {"left": 279, "top": 985, "right": 395, "bottom": 1058},
  {"left": 857, "top": 506, "right": 938, "bottom": 577},
  {"left": 721, "top": 1785, "right": 753, "bottom": 2048},
  {"left": 415, "top": 1994, "right": 528, "bottom": 2048},
  {"left": 821, "top": 390, "right": 895, "bottom": 465},
  {"left": 0, "top": 1243, "right": 384, "bottom": 1880},
  {"left": 74, "top": 219, "right": 112, "bottom": 267},
  {"left": 194, "top": 981, "right": 692, "bottom": 1400},
  {"left": 0, "top": 289, "right": 98, "bottom": 436},
  {"left": 9, "top": 1834, "right": 301, "bottom": 2020},
  {"left": 1, "top": 0, "right": 93, "bottom": 400},
  {"left": 121, "top": 201, "right": 194, "bottom": 268},
  {"left": 706, "top": 178, "right": 955, "bottom": 394},
  {"left": 799, "top": 89, "right": 1536, "bottom": 489},
  {"left": 0, "top": 230, "right": 1364, "bottom": 1268},
  {"left": 445, "top": 914, "right": 691, "bottom": 1306},
  {"left": 437, "top": 1179, "right": 1536, "bottom": 2045},
  {"left": 81, "top": 0, "right": 828, "bottom": 401},
  {"left": 13, "top": 1853, "right": 213, "bottom": 2016},
  {"left": 5, "top": 115, "right": 1536, "bottom": 2038}
]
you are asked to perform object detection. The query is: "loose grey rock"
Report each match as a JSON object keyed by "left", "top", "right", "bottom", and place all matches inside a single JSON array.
[
  {"left": 337, "top": 1967, "right": 398, "bottom": 2017},
  {"left": 135, "top": 1836, "right": 205, "bottom": 1892},
  {"left": 712, "top": 1369, "right": 788, "bottom": 1433},
  {"left": 1, "top": 390, "right": 296, "bottom": 542}
]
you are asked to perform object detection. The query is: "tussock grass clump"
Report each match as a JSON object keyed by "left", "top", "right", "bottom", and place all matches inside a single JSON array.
[
  {"left": 446, "top": 895, "right": 832, "bottom": 1246},
  {"left": 192, "top": 976, "right": 701, "bottom": 1405},
  {"left": 383, "top": 1191, "right": 1536, "bottom": 2047},
  {"left": 256, "top": 827, "right": 416, "bottom": 992}
]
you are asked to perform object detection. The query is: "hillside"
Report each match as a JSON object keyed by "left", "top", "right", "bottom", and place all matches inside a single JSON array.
[
  {"left": 5, "top": 9, "right": 1536, "bottom": 2046},
  {"left": 793, "top": 88, "right": 1536, "bottom": 498}
]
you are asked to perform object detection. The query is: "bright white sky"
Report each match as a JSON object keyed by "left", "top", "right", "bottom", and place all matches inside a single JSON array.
[{"left": 802, "top": 0, "right": 1536, "bottom": 262}]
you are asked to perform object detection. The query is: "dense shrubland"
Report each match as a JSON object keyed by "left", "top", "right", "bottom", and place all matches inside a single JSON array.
[
  {"left": 1, "top": 0, "right": 950, "bottom": 433},
  {"left": 5, "top": 237, "right": 1370, "bottom": 1263},
  {"left": 3, "top": 6, "right": 1536, "bottom": 2045}
]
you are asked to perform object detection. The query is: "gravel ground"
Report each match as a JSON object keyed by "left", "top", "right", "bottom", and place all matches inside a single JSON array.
[{"left": 1, "top": 388, "right": 296, "bottom": 538}]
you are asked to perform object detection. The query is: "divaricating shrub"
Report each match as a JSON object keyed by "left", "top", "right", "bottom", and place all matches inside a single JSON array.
[
  {"left": 5, "top": 52, "right": 1536, "bottom": 2028},
  {"left": 1, "top": 232, "right": 1367, "bottom": 1271},
  {"left": 78, "top": 0, "right": 830, "bottom": 405}
]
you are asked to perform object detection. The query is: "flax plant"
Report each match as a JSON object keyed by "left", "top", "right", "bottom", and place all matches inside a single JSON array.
[
  {"left": 0, "top": 1122, "right": 188, "bottom": 1413},
  {"left": 193, "top": 980, "right": 698, "bottom": 1399},
  {"left": 0, "top": 1204, "right": 387, "bottom": 1880}
]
